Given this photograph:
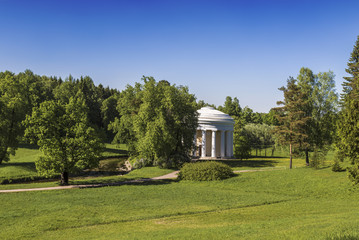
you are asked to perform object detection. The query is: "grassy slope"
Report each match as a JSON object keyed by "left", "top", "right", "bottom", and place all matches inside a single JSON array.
[
  {"left": 0, "top": 144, "right": 40, "bottom": 181},
  {"left": 1, "top": 167, "right": 358, "bottom": 240}
]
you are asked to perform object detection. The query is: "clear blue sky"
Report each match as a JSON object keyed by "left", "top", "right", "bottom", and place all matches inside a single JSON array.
[{"left": 1, "top": 0, "right": 358, "bottom": 112}]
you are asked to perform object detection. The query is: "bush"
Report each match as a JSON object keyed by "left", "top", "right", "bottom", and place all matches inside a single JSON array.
[
  {"left": 332, "top": 160, "right": 345, "bottom": 172},
  {"left": 178, "top": 161, "right": 233, "bottom": 181},
  {"left": 347, "top": 164, "right": 359, "bottom": 185},
  {"left": 310, "top": 149, "right": 325, "bottom": 169}
]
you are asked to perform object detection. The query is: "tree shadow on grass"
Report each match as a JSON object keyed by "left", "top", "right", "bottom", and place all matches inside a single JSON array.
[
  {"left": 103, "top": 147, "right": 128, "bottom": 156},
  {"left": 71, "top": 178, "right": 175, "bottom": 187},
  {"left": 0, "top": 162, "right": 37, "bottom": 172},
  {"left": 217, "top": 159, "right": 279, "bottom": 168},
  {"left": 18, "top": 143, "right": 39, "bottom": 150}
]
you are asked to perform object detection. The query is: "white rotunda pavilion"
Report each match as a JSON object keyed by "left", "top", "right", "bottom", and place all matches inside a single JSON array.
[{"left": 194, "top": 107, "right": 234, "bottom": 159}]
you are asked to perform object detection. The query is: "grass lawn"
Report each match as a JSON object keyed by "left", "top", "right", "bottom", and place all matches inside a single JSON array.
[
  {"left": 1, "top": 144, "right": 356, "bottom": 239},
  {"left": 0, "top": 143, "right": 129, "bottom": 184},
  {"left": 1, "top": 166, "right": 358, "bottom": 239}
]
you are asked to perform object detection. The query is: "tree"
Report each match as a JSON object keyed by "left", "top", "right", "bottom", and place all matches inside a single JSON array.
[
  {"left": 262, "top": 109, "right": 280, "bottom": 126},
  {"left": 111, "top": 77, "right": 198, "bottom": 168},
  {"left": 233, "top": 117, "right": 251, "bottom": 160},
  {"left": 243, "top": 123, "right": 274, "bottom": 157},
  {"left": 273, "top": 77, "right": 310, "bottom": 169},
  {"left": 295, "top": 67, "right": 339, "bottom": 166},
  {"left": 101, "top": 94, "right": 120, "bottom": 140},
  {"left": 296, "top": 68, "right": 315, "bottom": 165},
  {"left": 24, "top": 96, "right": 104, "bottom": 185},
  {"left": 218, "top": 96, "right": 241, "bottom": 117},
  {"left": 336, "top": 36, "right": 359, "bottom": 183},
  {"left": 196, "top": 100, "right": 216, "bottom": 109},
  {"left": 311, "top": 71, "right": 338, "bottom": 149},
  {"left": 0, "top": 71, "right": 28, "bottom": 164}
]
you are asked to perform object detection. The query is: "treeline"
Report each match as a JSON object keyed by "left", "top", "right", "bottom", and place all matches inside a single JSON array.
[
  {"left": 212, "top": 69, "right": 339, "bottom": 164},
  {"left": 1, "top": 35, "right": 359, "bottom": 185},
  {"left": 0, "top": 70, "right": 120, "bottom": 183}
]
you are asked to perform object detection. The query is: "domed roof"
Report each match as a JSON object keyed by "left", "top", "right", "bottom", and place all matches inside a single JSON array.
[{"left": 197, "top": 107, "right": 234, "bottom": 126}]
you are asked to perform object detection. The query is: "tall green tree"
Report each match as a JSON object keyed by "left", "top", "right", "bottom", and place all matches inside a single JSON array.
[
  {"left": 111, "top": 77, "right": 198, "bottom": 168},
  {"left": 337, "top": 36, "right": 359, "bottom": 183},
  {"left": 273, "top": 77, "right": 310, "bottom": 169},
  {"left": 24, "top": 96, "right": 104, "bottom": 185},
  {"left": 233, "top": 116, "right": 251, "bottom": 160},
  {"left": 311, "top": 71, "right": 338, "bottom": 149},
  {"left": 296, "top": 68, "right": 315, "bottom": 165},
  {"left": 109, "top": 82, "right": 143, "bottom": 155},
  {"left": 293, "top": 67, "right": 339, "bottom": 166},
  {"left": 101, "top": 94, "right": 120, "bottom": 140},
  {"left": 0, "top": 71, "right": 28, "bottom": 164}
]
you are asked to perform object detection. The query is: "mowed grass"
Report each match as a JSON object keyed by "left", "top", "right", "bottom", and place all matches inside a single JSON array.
[{"left": 1, "top": 166, "right": 359, "bottom": 239}]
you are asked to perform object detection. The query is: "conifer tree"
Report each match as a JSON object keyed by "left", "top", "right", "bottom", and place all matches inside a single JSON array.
[
  {"left": 273, "top": 77, "right": 310, "bottom": 169},
  {"left": 337, "top": 36, "right": 359, "bottom": 182}
]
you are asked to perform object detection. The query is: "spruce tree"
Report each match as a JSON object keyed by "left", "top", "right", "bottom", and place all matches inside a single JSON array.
[
  {"left": 337, "top": 36, "right": 359, "bottom": 182},
  {"left": 273, "top": 77, "right": 310, "bottom": 169}
]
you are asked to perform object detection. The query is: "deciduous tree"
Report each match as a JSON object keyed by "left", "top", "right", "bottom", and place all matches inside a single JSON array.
[
  {"left": 0, "top": 71, "right": 28, "bottom": 164},
  {"left": 24, "top": 96, "right": 103, "bottom": 185},
  {"left": 111, "top": 77, "right": 198, "bottom": 168}
]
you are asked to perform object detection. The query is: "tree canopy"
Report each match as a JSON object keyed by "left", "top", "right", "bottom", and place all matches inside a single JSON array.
[
  {"left": 24, "top": 96, "right": 104, "bottom": 185},
  {"left": 336, "top": 36, "right": 359, "bottom": 183},
  {"left": 111, "top": 77, "right": 198, "bottom": 168},
  {"left": 273, "top": 77, "right": 310, "bottom": 169}
]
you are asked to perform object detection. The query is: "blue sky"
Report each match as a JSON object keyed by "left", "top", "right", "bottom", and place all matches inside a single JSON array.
[{"left": 1, "top": 0, "right": 358, "bottom": 112}]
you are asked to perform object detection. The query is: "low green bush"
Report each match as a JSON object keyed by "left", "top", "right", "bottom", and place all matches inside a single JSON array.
[
  {"left": 332, "top": 160, "right": 345, "bottom": 172},
  {"left": 179, "top": 161, "right": 233, "bottom": 181}
]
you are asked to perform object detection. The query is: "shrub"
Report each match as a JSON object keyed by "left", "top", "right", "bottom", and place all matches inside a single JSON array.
[
  {"left": 332, "top": 160, "right": 345, "bottom": 172},
  {"left": 347, "top": 164, "right": 359, "bottom": 185},
  {"left": 178, "top": 161, "right": 233, "bottom": 181},
  {"left": 310, "top": 149, "right": 325, "bottom": 169}
]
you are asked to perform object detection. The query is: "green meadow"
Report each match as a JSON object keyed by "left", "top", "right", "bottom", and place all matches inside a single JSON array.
[{"left": 1, "top": 145, "right": 358, "bottom": 239}]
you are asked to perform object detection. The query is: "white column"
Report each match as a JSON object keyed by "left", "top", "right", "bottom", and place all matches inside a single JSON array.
[
  {"left": 201, "top": 130, "right": 206, "bottom": 158},
  {"left": 211, "top": 130, "right": 216, "bottom": 158},
  {"left": 193, "top": 132, "right": 197, "bottom": 157},
  {"left": 230, "top": 131, "right": 234, "bottom": 158},
  {"left": 220, "top": 130, "right": 225, "bottom": 158},
  {"left": 226, "top": 131, "right": 230, "bottom": 157}
]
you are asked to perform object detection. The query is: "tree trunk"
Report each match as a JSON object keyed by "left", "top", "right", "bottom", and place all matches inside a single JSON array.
[
  {"left": 0, "top": 148, "right": 7, "bottom": 164},
  {"left": 265, "top": 147, "right": 267, "bottom": 157},
  {"left": 256, "top": 148, "right": 258, "bottom": 156},
  {"left": 271, "top": 146, "right": 275, "bottom": 157},
  {"left": 289, "top": 144, "right": 293, "bottom": 169},
  {"left": 0, "top": 109, "right": 15, "bottom": 165},
  {"left": 305, "top": 148, "right": 309, "bottom": 166},
  {"left": 61, "top": 171, "right": 69, "bottom": 185}
]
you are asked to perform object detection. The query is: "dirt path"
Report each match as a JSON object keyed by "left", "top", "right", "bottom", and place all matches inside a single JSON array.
[
  {"left": 0, "top": 167, "right": 285, "bottom": 193},
  {"left": 0, "top": 171, "right": 180, "bottom": 193}
]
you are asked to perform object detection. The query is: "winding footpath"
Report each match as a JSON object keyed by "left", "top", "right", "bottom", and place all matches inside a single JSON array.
[{"left": 0, "top": 167, "right": 285, "bottom": 193}]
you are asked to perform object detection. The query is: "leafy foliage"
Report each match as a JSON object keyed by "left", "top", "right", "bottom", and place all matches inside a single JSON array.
[
  {"left": 331, "top": 160, "right": 345, "bottom": 172},
  {"left": 233, "top": 119, "right": 251, "bottom": 160},
  {"left": 179, "top": 161, "right": 233, "bottom": 181},
  {"left": 111, "top": 77, "right": 198, "bottom": 168},
  {"left": 0, "top": 71, "right": 29, "bottom": 163},
  {"left": 24, "top": 97, "right": 104, "bottom": 184}
]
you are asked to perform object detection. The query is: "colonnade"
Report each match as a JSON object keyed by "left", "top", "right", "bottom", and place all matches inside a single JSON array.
[{"left": 194, "top": 129, "right": 233, "bottom": 158}]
